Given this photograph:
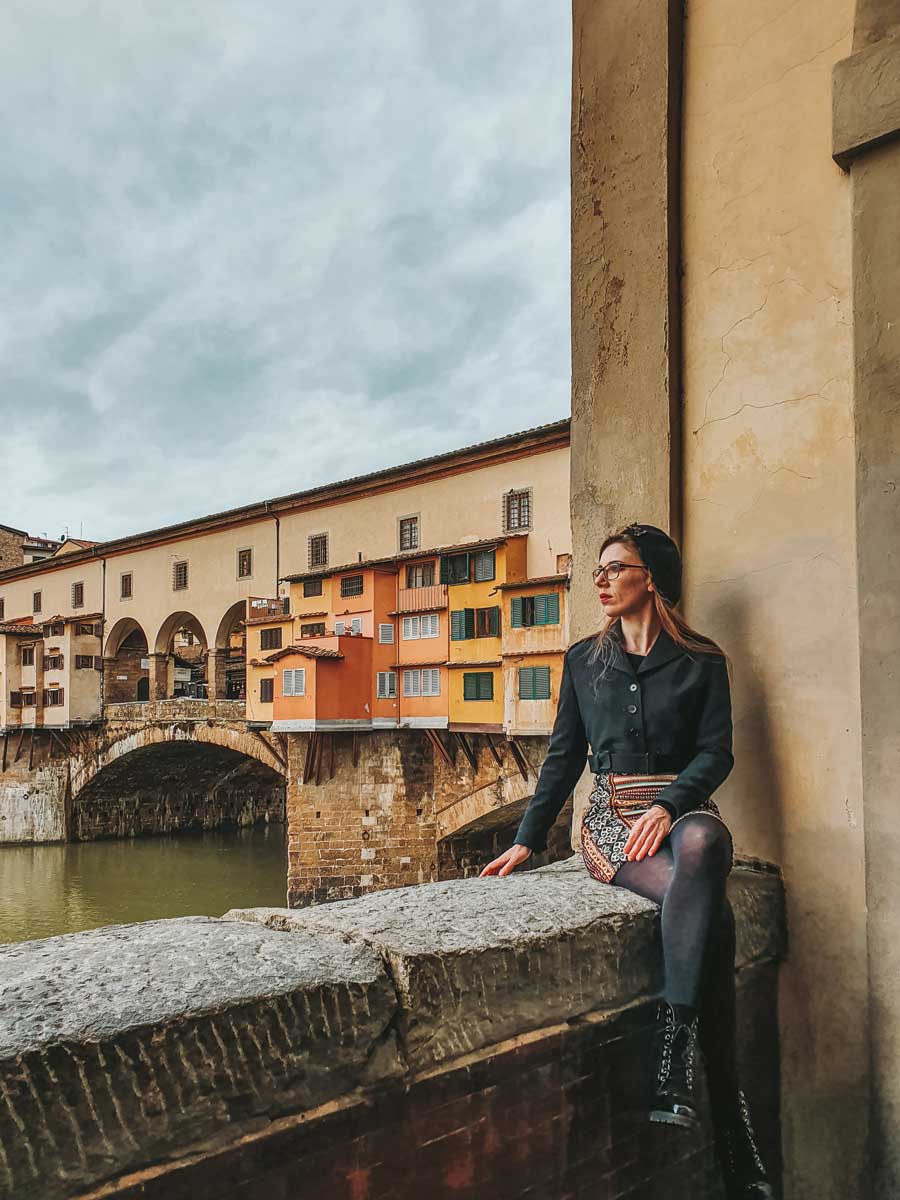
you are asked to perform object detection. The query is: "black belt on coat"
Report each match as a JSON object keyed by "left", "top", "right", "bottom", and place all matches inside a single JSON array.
[{"left": 589, "top": 750, "right": 684, "bottom": 775}]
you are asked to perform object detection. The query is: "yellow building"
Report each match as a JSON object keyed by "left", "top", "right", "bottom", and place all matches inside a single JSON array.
[{"left": 500, "top": 573, "right": 570, "bottom": 736}]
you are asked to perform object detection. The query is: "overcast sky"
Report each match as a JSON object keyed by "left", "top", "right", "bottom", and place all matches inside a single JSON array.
[{"left": 1, "top": 2, "right": 571, "bottom": 543}]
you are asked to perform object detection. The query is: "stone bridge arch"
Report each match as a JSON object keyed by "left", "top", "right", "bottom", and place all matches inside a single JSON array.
[{"left": 69, "top": 722, "right": 287, "bottom": 841}]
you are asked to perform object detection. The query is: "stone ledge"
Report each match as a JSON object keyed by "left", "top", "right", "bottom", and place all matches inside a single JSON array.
[
  {"left": 0, "top": 856, "right": 785, "bottom": 1200},
  {"left": 833, "top": 32, "right": 900, "bottom": 168}
]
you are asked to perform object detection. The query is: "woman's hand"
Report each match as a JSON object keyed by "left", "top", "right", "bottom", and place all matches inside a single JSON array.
[
  {"left": 622, "top": 805, "right": 672, "bottom": 862},
  {"left": 479, "top": 844, "right": 533, "bottom": 877}
]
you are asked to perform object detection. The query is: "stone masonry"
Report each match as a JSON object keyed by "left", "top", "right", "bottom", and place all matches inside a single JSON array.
[{"left": 0, "top": 854, "right": 785, "bottom": 1200}]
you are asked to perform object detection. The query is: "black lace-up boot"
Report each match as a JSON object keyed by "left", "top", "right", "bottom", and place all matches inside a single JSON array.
[
  {"left": 648, "top": 1000, "right": 700, "bottom": 1130},
  {"left": 713, "top": 1088, "right": 775, "bottom": 1199}
]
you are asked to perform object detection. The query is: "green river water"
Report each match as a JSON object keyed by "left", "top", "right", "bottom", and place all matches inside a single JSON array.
[{"left": 0, "top": 825, "right": 288, "bottom": 944}]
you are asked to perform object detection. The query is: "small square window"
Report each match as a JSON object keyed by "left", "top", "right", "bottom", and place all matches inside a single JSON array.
[
  {"left": 399, "top": 516, "right": 419, "bottom": 552},
  {"left": 308, "top": 533, "right": 328, "bottom": 568},
  {"left": 301, "top": 622, "right": 326, "bottom": 638},
  {"left": 120, "top": 573, "right": 133, "bottom": 600},
  {"left": 406, "top": 563, "right": 435, "bottom": 589},
  {"left": 260, "top": 628, "right": 283, "bottom": 651},
  {"left": 172, "top": 561, "right": 188, "bottom": 591},
  {"left": 340, "top": 574, "right": 364, "bottom": 598},
  {"left": 21, "top": 646, "right": 34, "bottom": 666}
]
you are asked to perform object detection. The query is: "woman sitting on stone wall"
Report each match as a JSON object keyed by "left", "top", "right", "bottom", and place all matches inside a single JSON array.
[{"left": 481, "top": 523, "right": 773, "bottom": 1200}]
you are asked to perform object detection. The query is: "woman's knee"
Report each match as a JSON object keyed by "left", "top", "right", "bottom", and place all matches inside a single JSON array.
[{"left": 671, "top": 814, "right": 733, "bottom": 874}]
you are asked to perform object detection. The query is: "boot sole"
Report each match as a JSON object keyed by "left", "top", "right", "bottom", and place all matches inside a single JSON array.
[{"left": 648, "top": 1108, "right": 701, "bottom": 1131}]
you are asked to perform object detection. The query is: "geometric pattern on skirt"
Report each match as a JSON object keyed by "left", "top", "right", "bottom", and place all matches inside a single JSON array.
[{"left": 580, "top": 771, "right": 731, "bottom": 884}]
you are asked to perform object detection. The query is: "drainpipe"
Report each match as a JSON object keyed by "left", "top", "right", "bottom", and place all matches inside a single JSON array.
[
  {"left": 99, "top": 554, "right": 106, "bottom": 709},
  {"left": 265, "top": 502, "right": 281, "bottom": 601}
]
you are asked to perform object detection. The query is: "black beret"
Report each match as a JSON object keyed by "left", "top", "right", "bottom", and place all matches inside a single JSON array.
[{"left": 623, "top": 523, "right": 682, "bottom": 606}]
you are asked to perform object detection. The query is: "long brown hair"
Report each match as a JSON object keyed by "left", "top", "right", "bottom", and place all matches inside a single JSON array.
[{"left": 587, "top": 528, "right": 727, "bottom": 675}]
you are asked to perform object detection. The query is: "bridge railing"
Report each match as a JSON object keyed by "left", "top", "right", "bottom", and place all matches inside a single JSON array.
[{"left": 104, "top": 699, "right": 248, "bottom": 722}]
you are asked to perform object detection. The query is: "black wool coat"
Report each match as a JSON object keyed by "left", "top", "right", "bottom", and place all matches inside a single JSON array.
[{"left": 513, "top": 626, "right": 734, "bottom": 853}]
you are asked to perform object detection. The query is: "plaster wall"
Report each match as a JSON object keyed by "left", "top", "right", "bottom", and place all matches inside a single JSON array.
[
  {"left": 0, "top": 558, "right": 103, "bottom": 627},
  {"left": 681, "top": 4, "right": 865, "bottom": 1197},
  {"left": 278, "top": 445, "right": 571, "bottom": 582}
]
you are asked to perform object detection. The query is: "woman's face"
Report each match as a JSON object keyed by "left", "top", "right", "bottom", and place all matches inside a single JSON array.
[{"left": 594, "top": 541, "right": 655, "bottom": 618}]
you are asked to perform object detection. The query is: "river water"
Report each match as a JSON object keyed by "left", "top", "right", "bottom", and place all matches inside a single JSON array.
[{"left": 0, "top": 825, "right": 288, "bottom": 944}]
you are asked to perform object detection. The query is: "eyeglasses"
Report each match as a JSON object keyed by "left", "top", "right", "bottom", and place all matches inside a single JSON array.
[{"left": 591, "top": 561, "right": 648, "bottom": 584}]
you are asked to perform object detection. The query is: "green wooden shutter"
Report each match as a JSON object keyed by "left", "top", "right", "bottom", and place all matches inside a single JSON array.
[
  {"left": 474, "top": 549, "right": 495, "bottom": 582},
  {"left": 534, "top": 666, "right": 551, "bottom": 699},
  {"left": 533, "top": 594, "right": 548, "bottom": 625},
  {"left": 488, "top": 606, "right": 500, "bottom": 636},
  {"left": 463, "top": 673, "right": 477, "bottom": 700},
  {"left": 510, "top": 597, "right": 523, "bottom": 627},
  {"left": 464, "top": 608, "right": 475, "bottom": 639},
  {"left": 545, "top": 592, "right": 560, "bottom": 625},
  {"left": 478, "top": 672, "right": 494, "bottom": 700},
  {"left": 439, "top": 556, "right": 451, "bottom": 584},
  {"left": 450, "top": 610, "right": 465, "bottom": 640},
  {"left": 518, "top": 667, "right": 534, "bottom": 699}
]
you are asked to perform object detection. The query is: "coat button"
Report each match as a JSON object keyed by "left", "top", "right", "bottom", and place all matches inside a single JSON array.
[
  {"left": 629, "top": 683, "right": 638, "bottom": 692},
  {"left": 628, "top": 728, "right": 639, "bottom": 737},
  {"left": 627, "top": 704, "right": 638, "bottom": 714}
]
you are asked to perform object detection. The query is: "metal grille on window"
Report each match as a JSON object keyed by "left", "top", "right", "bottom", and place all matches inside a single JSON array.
[
  {"left": 172, "top": 561, "right": 188, "bottom": 590},
  {"left": 378, "top": 623, "right": 395, "bottom": 644},
  {"left": 340, "top": 574, "right": 363, "bottom": 598},
  {"left": 238, "top": 549, "right": 252, "bottom": 578},
  {"left": 282, "top": 668, "right": 305, "bottom": 696},
  {"left": 504, "top": 489, "right": 532, "bottom": 532},
  {"left": 71, "top": 582, "right": 84, "bottom": 607},
  {"left": 399, "top": 517, "right": 419, "bottom": 551},
  {"left": 308, "top": 534, "right": 328, "bottom": 568},
  {"left": 121, "top": 574, "right": 133, "bottom": 599},
  {"left": 33, "top": 592, "right": 41, "bottom": 613}
]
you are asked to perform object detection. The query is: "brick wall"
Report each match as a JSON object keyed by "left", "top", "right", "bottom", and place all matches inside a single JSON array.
[{"left": 0, "top": 526, "right": 24, "bottom": 572}]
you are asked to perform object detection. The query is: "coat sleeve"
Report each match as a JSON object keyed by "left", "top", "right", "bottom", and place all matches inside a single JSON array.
[
  {"left": 513, "top": 650, "right": 589, "bottom": 853},
  {"left": 656, "top": 655, "right": 734, "bottom": 821}
]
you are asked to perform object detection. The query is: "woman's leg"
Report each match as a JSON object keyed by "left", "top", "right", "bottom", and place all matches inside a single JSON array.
[{"left": 613, "top": 813, "right": 734, "bottom": 1009}]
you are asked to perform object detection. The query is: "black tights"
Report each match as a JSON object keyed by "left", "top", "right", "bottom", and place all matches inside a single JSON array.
[{"left": 612, "top": 814, "right": 740, "bottom": 1106}]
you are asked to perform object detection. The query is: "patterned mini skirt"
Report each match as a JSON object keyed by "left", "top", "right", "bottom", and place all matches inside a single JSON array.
[{"left": 580, "top": 772, "right": 732, "bottom": 884}]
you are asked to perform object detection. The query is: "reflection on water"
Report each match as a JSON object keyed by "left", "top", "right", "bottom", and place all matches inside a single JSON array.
[{"left": 0, "top": 826, "right": 287, "bottom": 945}]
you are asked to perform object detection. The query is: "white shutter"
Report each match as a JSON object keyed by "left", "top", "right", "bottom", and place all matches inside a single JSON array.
[
  {"left": 402, "top": 669, "right": 421, "bottom": 697},
  {"left": 283, "top": 668, "right": 306, "bottom": 696},
  {"left": 283, "top": 668, "right": 294, "bottom": 697},
  {"left": 377, "top": 671, "right": 398, "bottom": 699},
  {"left": 421, "top": 613, "right": 439, "bottom": 639},
  {"left": 293, "top": 668, "right": 306, "bottom": 695},
  {"left": 350, "top": 617, "right": 362, "bottom": 635},
  {"left": 422, "top": 669, "right": 440, "bottom": 697},
  {"left": 334, "top": 620, "right": 346, "bottom": 635},
  {"left": 401, "top": 616, "right": 420, "bottom": 640},
  {"left": 378, "top": 623, "right": 395, "bottom": 644}
]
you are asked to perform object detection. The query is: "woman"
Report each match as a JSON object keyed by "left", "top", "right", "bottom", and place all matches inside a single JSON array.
[{"left": 480, "top": 524, "right": 773, "bottom": 1200}]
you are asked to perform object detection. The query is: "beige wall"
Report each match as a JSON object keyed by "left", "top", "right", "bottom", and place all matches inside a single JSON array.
[
  {"left": 681, "top": 3, "right": 865, "bottom": 1196},
  {"left": 0, "top": 560, "right": 103, "bottom": 627},
  {"left": 278, "top": 446, "right": 571, "bottom": 583}
]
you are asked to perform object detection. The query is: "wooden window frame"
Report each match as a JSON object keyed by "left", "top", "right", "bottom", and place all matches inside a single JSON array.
[
  {"left": 260, "top": 628, "right": 283, "bottom": 651},
  {"left": 439, "top": 553, "right": 471, "bottom": 585},
  {"left": 398, "top": 514, "right": 420, "bottom": 553},
  {"left": 259, "top": 677, "right": 274, "bottom": 704},
  {"left": 503, "top": 488, "right": 533, "bottom": 533},
  {"left": 300, "top": 622, "right": 326, "bottom": 638},
  {"left": 71, "top": 581, "right": 85, "bottom": 609},
  {"left": 475, "top": 606, "right": 500, "bottom": 638},
  {"left": 172, "top": 560, "right": 189, "bottom": 591},
  {"left": 32, "top": 590, "right": 42, "bottom": 614},
  {"left": 0, "top": 598, "right": 4, "bottom": 620},
  {"left": 308, "top": 533, "right": 328, "bottom": 569},
  {"left": 303, "top": 578, "right": 324, "bottom": 597},
  {"left": 75, "top": 654, "right": 95, "bottom": 669},
  {"left": 518, "top": 665, "right": 552, "bottom": 701},
  {"left": 473, "top": 549, "right": 496, "bottom": 583},
  {"left": 406, "top": 562, "right": 435, "bottom": 589},
  {"left": 237, "top": 548, "right": 253, "bottom": 580},
  {"left": 462, "top": 671, "right": 494, "bottom": 702},
  {"left": 21, "top": 646, "right": 35, "bottom": 666},
  {"left": 120, "top": 572, "right": 133, "bottom": 600},
  {"left": 377, "top": 671, "right": 398, "bottom": 700}
]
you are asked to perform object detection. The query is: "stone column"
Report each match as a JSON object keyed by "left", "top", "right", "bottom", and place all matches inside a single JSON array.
[
  {"left": 147, "top": 653, "right": 170, "bottom": 702},
  {"left": 834, "top": 24, "right": 900, "bottom": 1199},
  {"left": 206, "top": 649, "right": 227, "bottom": 701}
]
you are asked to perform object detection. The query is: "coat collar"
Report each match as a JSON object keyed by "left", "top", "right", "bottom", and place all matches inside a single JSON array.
[{"left": 609, "top": 625, "right": 686, "bottom": 676}]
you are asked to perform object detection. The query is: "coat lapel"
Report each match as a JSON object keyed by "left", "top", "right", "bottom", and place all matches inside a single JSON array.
[{"left": 637, "top": 628, "right": 685, "bottom": 674}]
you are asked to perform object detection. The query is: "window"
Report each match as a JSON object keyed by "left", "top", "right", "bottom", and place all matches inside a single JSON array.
[
  {"left": 420, "top": 613, "right": 439, "bottom": 639},
  {"left": 33, "top": 591, "right": 42, "bottom": 613},
  {"left": 259, "top": 677, "right": 274, "bottom": 703},
  {"left": 43, "top": 654, "right": 64, "bottom": 671},
  {"left": 399, "top": 516, "right": 419, "bottom": 551},
  {"left": 77, "top": 623, "right": 96, "bottom": 636},
  {"left": 75, "top": 655, "right": 96, "bottom": 669},
  {"left": 439, "top": 553, "right": 470, "bottom": 585},
  {"left": 450, "top": 609, "right": 475, "bottom": 641},
  {"left": 182, "top": 630, "right": 194, "bottom": 645},
  {"left": 402, "top": 668, "right": 440, "bottom": 697},
  {"left": 282, "top": 668, "right": 306, "bottom": 696},
  {"left": 281, "top": 595, "right": 291, "bottom": 614},
  {"left": 463, "top": 672, "right": 494, "bottom": 701},
  {"left": 473, "top": 549, "right": 495, "bottom": 582},
  {"left": 301, "top": 622, "right": 326, "bottom": 638},
  {"left": 308, "top": 533, "right": 328, "bottom": 568},
  {"left": 334, "top": 620, "right": 346, "bottom": 635},
  {"left": 378, "top": 623, "right": 395, "bottom": 644},
  {"left": 0, "top": 599, "right": 4, "bottom": 620},
  {"left": 20, "top": 691, "right": 36, "bottom": 707},
  {"left": 350, "top": 617, "right": 363, "bottom": 635},
  {"left": 260, "top": 628, "right": 283, "bottom": 650},
  {"left": 71, "top": 581, "right": 84, "bottom": 608},
  {"left": 237, "top": 549, "right": 253, "bottom": 579},
  {"left": 406, "top": 563, "right": 435, "bottom": 589},
  {"left": 377, "top": 671, "right": 398, "bottom": 699},
  {"left": 510, "top": 593, "right": 560, "bottom": 628},
  {"left": 340, "top": 574, "right": 364, "bottom": 598},
  {"left": 503, "top": 488, "right": 532, "bottom": 532},
  {"left": 556, "top": 553, "right": 572, "bottom": 574},
  {"left": 43, "top": 688, "right": 64, "bottom": 707},
  {"left": 21, "top": 646, "right": 34, "bottom": 666},
  {"left": 172, "top": 561, "right": 188, "bottom": 591},
  {"left": 120, "top": 572, "right": 133, "bottom": 600},
  {"left": 8, "top": 692, "right": 21, "bottom": 708},
  {"left": 303, "top": 578, "right": 323, "bottom": 597},
  {"left": 518, "top": 666, "right": 552, "bottom": 700},
  {"left": 475, "top": 606, "right": 501, "bottom": 638}
]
